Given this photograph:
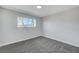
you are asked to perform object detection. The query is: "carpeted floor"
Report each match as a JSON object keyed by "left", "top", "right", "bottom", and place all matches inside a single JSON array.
[{"left": 0, "top": 36, "right": 79, "bottom": 53}]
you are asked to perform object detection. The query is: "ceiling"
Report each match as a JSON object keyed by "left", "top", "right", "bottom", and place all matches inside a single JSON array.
[{"left": 1, "top": 5, "right": 78, "bottom": 18}]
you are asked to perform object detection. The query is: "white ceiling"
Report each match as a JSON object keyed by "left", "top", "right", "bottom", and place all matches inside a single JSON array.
[{"left": 1, "top": 5, "right": 78, "bottom": 18}]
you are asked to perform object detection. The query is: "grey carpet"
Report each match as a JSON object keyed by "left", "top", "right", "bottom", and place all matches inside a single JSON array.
[{"left": 0, "top": 36, "right": 79, "bottom": 53}]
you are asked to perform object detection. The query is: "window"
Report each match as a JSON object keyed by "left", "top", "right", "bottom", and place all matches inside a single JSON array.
[{"left": 17, "top": 16, "right": 36, "bottom": 27}]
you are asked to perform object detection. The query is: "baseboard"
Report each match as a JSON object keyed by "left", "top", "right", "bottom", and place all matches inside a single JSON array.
[
  {"left": 0, "top": 36, "right": 41, "bottom": 47},
  {"left": 43, "top": 35, "right": 79, "bottom": 48},
  {"left": 1, "top": 35, "right": 79, "bottom": 48}
]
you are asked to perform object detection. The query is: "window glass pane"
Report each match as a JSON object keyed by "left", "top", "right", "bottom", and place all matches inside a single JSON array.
[
  {"left": 23, "top": 18, "right": 33, "bottom": 25},
  {"left": 17, "top": 17, "right": 23, "bottom": 26},
  {"left": 28, "top": 18, "right": 32, "bottom": 24}
]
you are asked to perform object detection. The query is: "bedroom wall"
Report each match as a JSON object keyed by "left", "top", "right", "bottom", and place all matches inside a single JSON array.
[
  {"left": 0, "top": 7, "right": 42, "bottom": 46},
  {"left": 42, "top": 7, "right": 79, "bottom": 47}
]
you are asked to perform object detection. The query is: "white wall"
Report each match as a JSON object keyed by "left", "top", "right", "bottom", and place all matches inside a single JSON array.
[
  {"left": 0, "top": 7, "right": 42, "bottom": 47},
  {"left": 43, "top": 7, "right": 79, "bottom": 47}
]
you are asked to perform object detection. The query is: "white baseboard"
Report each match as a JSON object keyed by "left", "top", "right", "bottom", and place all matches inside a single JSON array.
[
  {"left": 43, "top": 35, "right": 79, "bottom": 48},
  {"left": 1, "top": 34, "right": 79, "bottom": 48},
  {"left": 0, "top": 35, "right": 41, "bottom": 47}
]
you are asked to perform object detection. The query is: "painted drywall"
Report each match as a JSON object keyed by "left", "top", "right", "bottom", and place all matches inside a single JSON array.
[
  {"left": 0, "top": 7, "right": 42, "bottom": 47},
  {"left": 42, "top": 7, "right": 79, "bottom": 47}
]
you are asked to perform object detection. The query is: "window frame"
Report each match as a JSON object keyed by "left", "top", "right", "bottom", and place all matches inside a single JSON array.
[{"left": 17, "top": 16, "right": 36, "bottom": 28}]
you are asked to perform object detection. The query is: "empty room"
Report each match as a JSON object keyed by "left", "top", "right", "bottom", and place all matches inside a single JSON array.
[{"left": 0, "top": 5, "right": 79, "bottom": 53}]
